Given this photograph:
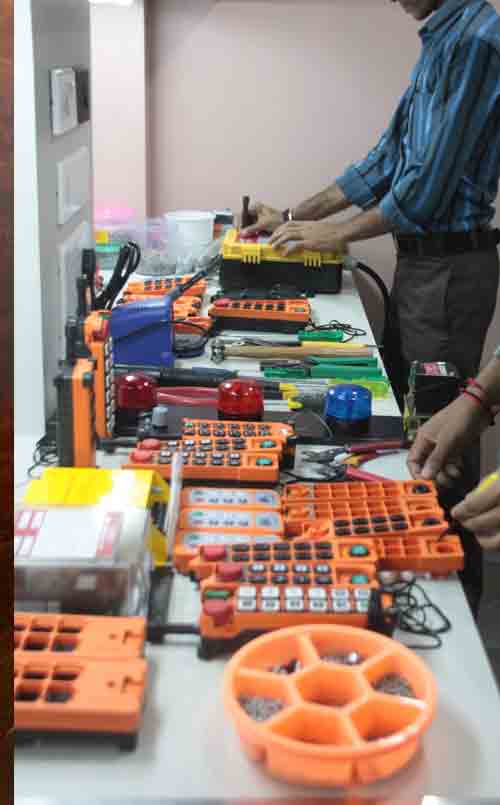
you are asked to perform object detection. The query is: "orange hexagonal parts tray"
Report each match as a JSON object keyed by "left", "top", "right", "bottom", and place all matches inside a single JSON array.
[{"left": 223, "top": 624, "right": 436, "bottom": 787}]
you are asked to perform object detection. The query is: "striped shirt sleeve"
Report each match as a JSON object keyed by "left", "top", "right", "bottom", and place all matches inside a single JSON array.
[
  {"left": 381, "top": 36, "right": 500, "bottom": 233},
  {"left": 336, "top": 88, "right": 411, "bottom": 210}
]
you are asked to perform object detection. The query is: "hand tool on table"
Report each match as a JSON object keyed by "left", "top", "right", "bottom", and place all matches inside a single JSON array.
[
  {"left": 211, "top": 338, "right": 374, "bottom": 364},
  {"left": 300, "top": 440, "right": 407, "bottom": 482}
]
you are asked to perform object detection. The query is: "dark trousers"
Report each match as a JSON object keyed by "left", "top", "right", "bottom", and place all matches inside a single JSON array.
[{"left": 384, "top": 248, "right": 500, "bottom": 616}]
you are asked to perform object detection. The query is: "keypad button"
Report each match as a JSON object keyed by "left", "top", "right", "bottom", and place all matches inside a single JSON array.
[
  {"left": 371, "top": 516, "right": 388, "bottom": 524},
  {"left": 315, "top": 564, "right": 331, "bottom": 575},
  {"left": 272, "top": 575, "right": 288, "bottom": 585},
  {"left": 393, "top": 522, "right": 409, "bottom": 531},
  {"left": 237, "top": 599, "right": 257, "bottom": 612},
  {"left": 354, "top": 527, "right": 370, "bottom": 535},
  {"left": 308, "top": 600, "right": 328, "bottom": 613},
  {"left": 274, "top": 552, "right": 291, "bottom": 562},
  {"left": 315, "top": 575, "right": 332, "bottom": 585},
  {"left": 253, "top": 552, "right": 270, "bottom": 562},
  {"left": 260, "top": 599, "right": 280, "bottom": 613},
  {"left": 249, "top": 563, "right": 266, "bottom": 574},
  {"left": 316, "top": 542, "right": 332, "bottom": 550},
  {"left": 261, "top": 586, "right": 280, "bottom": 599},
  {"left": 316, "top": 551, "right": 333, "bottom": 560},
  {"left": 293, "top": 564, "right": 310, "bottom": 574},
  {"left": 286, "top": 599, "right": 305, "bottom": 612},
  {"left": 332, "top": 588, "right": 349, "bottom": 599},
  {"left": 295, "top": 552, "right": 312, "bottom": 561},
  {"left": 333, "top": 600, "right": 353, "bottom": 613},
  {"left": 374, "top": 525, "right": 386, "bottom": 533},
  {"left": 248, "top": 575, "right": 267, "bottom": 584},
  {"left": 356, "top": 600, "right": 370, "bottom": 614},
  {"left": 238, "top": 586, "right": 257, "bottom": 599},
  {"left": 354, "top": 589, "right": 371, "bottom": 601},
  {"left": 233, "top": 544, "right": 249, "bottom": 553},
  {"left": 285, "top": 587, "right": 304, "bottom": 599},
  {"left": 293, "top": 575, "right": 309, "bottom": 585},
  {"left": 294, "top": 542, "right": 311, "bottom": 550},
  {"left": 334, "top": 520, "right": 350, "bottom": 527},
  {"left": 308, "top": 588, "right": 327, "bottom": 600},
  {"left": 272, "top": 563, "right": 288, "bottom": 574},
  {"left": 336, "top": 528, "right": 352, "bottom": 537},
  {"left": 353, "top": 517, "right": 369, "bottom": 525}
]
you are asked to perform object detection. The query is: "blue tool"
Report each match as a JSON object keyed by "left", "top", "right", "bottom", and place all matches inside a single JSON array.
[
  {"left": 110, "top": 261, "right": 219, "bottom": 369},
  {"left": 111, "top": 296, "right": 175, "bottom": 368}
]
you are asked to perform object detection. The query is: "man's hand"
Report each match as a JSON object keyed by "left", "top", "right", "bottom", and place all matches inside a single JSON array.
[
  {"left": 452, "top": 477, "right": 500, "bottom": 551},
  {"left": 268, "top": 220, "right": 347, "bottom": 254},
  {"left": 240, "top": 203, "right": 283, "bottom": 236},
  {"left": 407, "top": 396, "right": 490, "bottom": 485}
]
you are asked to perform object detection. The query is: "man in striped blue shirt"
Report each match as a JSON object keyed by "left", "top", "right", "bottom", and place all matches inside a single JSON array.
[{"left": 244, "top": 0, "right": 500, "bottom": 612}]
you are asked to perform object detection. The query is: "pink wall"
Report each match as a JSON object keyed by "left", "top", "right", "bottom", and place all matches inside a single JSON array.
[
  {"left": 147, "top": 0, "right": 500, "bottom": 470},
  {"left": 90, "top": 1, "right": 147, "bottom": 217}
]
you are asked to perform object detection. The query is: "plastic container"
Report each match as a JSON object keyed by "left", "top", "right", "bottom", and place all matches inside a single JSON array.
[
  {"left": 94, "top": 204, "right": 139, "bottom": 273},
  {"left": 165, "top": 210, "right": 215, "bottom": 272},
  {"left": 223, "top": 624, "right": 437, "bottom": 787},
  {"left": 135, "top": 218, "right": 170, "bottom": 277}
]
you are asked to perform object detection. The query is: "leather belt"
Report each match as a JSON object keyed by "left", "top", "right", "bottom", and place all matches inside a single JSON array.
[{"left": 394, "top": 228, "right": 500, "bottom": 258}]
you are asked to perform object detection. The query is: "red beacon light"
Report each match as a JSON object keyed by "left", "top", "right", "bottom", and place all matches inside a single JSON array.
[
  {"left": 116, "top": 372, "right": 157, "bottom": 411},
  {"left": 217, "top": 380, "right": 264, "bottom": 421}
]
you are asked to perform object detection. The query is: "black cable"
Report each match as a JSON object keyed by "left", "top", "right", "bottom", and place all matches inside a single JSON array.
[
  {"left": 27, "top": 436, "right": 58, "bottom": 478},
  {"left": 350, "top": 260, "right": 391, "bottom": 350},
  {"left": 95, "top": 241, "right": 142, "bottom": 310},
  {"left": 381, "top": 579, "right": 452, "bottom": 650},
  {"left": 303, "top": 319, "right": 367, "bottom": 343}
]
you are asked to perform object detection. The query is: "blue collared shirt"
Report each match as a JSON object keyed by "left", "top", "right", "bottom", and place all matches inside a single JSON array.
[{"left": 337, "top": 0, "right": 500, "bottom": 234}]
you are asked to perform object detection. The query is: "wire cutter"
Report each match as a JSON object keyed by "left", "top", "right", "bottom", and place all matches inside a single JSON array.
[{"left": 301, "top": 440, "right": 406, "bottom": 482}]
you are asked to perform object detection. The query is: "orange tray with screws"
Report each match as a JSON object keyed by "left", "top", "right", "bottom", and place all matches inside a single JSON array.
[
  {"left": 14, "top": 613, "right": 146, "bottom": 660},
  {"left": 223, "top": 624, "right": 437, "bottom": 787},
  {"left": 177, "top": 520, "right": 335, "bottom": 575},
  {"left": 14, "top": 656, "right": 147, "bottom": 751}
]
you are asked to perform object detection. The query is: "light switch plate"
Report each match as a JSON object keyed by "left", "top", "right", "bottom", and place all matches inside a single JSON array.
[
  {"left": 58, "top": 221, "right": 92, "bottom": 354},
  {"left": 57, "top": 146, "right": 90, "bottom": 226},
  {"left": 51, "top": 68, "right": 78, "bottom": 137}
]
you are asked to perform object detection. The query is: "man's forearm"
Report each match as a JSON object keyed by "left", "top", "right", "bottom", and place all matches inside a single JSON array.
[
  {"left": 293, "top": 183, "right": 352, "bottom": 221},
  {"left": 337, "top": 205, "right": 393, "bottom": 244}
]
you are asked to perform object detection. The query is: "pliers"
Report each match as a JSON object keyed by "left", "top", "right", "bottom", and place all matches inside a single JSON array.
[{"left": 302, "top": 440, "right": 406, "bottom": 482}]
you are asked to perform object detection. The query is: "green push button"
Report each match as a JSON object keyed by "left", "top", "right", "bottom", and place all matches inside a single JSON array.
[
  {"left": 256, "top": 458, "right": 273, "bottom": 466},
  {"left": 350, "top": 574, "right": 369, "bottom": 585},
  {"left": 349, "top": 545, "right": 370, "bottom": 558},
  {"left": 204, "top": 590, "right": 231, "bottom": 601},
  {"left": 260, "top": 440, "right": 277, "bottom": 449}
]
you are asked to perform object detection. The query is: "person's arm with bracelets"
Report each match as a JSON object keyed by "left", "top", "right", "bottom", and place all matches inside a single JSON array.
[{"left": 408, "top": 350, "right": 500, "bottom": 551}]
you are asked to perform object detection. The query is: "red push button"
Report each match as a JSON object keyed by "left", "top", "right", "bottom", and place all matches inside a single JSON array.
[
  {"left": 201, "top": 546, "right": 227, "bottom": 562},
  {"left": 214, "top": 298, "right": 231, "bottom": 308},
  {"left": 217, "top": 562, "right": 243, "bottom": 583},
  {"left": 139, "top": 439, "right": 162, "bottom": 450},
  {"left": 202, "top": 600, "right": 232, "bottom": 627},
  {"left": 130, "top": 449, "right": 154, "bottom": 464}
]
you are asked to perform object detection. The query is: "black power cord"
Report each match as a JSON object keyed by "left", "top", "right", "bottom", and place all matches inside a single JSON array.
[
  {"left": 27, "top": 435, "right": 58, "bottom": 478},
  {"left": 302, "top": 319, "right": 367, "bottom": 343},
  {"left": 382, "top": 578, "right": 452, "bottom": 650}
]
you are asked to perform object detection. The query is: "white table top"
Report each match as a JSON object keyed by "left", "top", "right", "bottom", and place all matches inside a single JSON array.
[{"left": 14, "top": 271, "right": 500, "bottom": 800}]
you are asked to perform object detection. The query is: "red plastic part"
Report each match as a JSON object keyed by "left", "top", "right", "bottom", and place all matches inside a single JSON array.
[
  {"left": 217, "top": 563, "right": 244, "bottom": 583},
  {"left": 217, "top": 381, "right": 264, "bottom": 421},
  {"left": 139, "top": 439, "right": 162, "bottom": 450},
  {"left": 203, "top": 600, "right": 233, "bottom": 627},
  {"left": 130, "top": 449, "right": 153, "bottom": 464},
  {"left": 202, "top": 546, "right": 228, "bottom": 562}
]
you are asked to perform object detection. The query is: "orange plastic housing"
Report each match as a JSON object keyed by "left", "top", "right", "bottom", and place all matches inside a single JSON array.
[
  {"left": 123, "top": 451, "right": 281, "bottom": 483},
  {"left": 180, "top": 487, "right": 281, "bottom": 510},
  {"left": 135, "top": 435, "right": 285, "bottom": 457},
  {"left": 284, "top": 501, "right": 447, "bottom": 537},
  {"left": 14, "top": 656, "right": 147, "bottom": 740},
  {"left": 182, "top": 419, "right": 294, "bottom": 442},
  {"left": 208, "top": 299, "right": 311, "bottom": 328},
  {"left": 223, "top": 624, "right": 437, "bottom": 787},
  {"left": 83, "top": 311, "right": 115, "bottom": 440},
  {"left": 14, "top": 614, "right": 146, "bottom": 660},
  {"left": 178, "top": 507, "right": 285, "bottom": 535},
  {"left": 175, "top": 520, "right": 335, "bottom": 575},
  {"left": 125, "top": 276, "right": 207, "bottom": 298},
  {"left": 283, "top": 480, "right": 438, "bottom": 503}
]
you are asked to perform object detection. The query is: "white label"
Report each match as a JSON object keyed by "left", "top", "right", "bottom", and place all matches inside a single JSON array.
[{"left": 15, "top": 508, "right": 122, "bottom": 562}]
